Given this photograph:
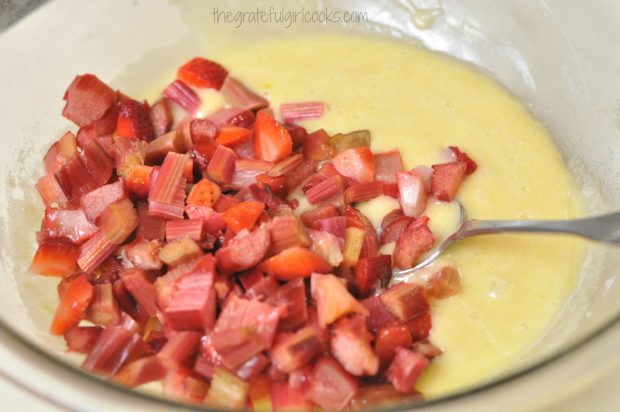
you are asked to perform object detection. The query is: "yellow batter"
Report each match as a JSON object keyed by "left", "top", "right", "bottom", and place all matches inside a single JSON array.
[{"left": 209, "top": 34, "right": 586, "bottom": 398}]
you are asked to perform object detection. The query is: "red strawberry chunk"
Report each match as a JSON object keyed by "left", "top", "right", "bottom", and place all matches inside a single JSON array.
[
  {"left": 331, "top": 315, "right": 379, "bottom": 376},
  {"left": 50, "top": 274, "right": 94, "bottom": 335},
  {"left": 178, "top": 57, "right": 228, "bottom": 89},
  {"left": 354, "top": 254, "right": 392, "bottom": 298},
  {"left": 267, "top": 279, "right": 309, "bottom": 332},
  {"left": 30, "top": 239, "right": 79, "bottom": 276},
  {"left": 271, "top": 326, "right": 323, "bottom": 373},
  {"left": 380, "top": 215, "right": 415, "bottom": 244},
  {"left": 380, "top": 283, "right": 430, "bottom": 322},
  {"left": 431, "top": 161, "right": 468, "bottom": 202},
  {"left": 206, "top": 107, "right": 255, "bottom": 128},
  {"left": 308, "top": 229, "right": 344, "bottom": 267},
  {"left": 117, "top": 99, "right": 154, "bottom": 140},
  {"left": 332, "top": 147, "right": 376, "bottom": 183},
  {"left": 36, "top": 174, "right": 68, "bottom": 208},
  {"left": 374, "top": 150, "right": 403, "bottom": 184},
  {"left": 42, "top": 207, "right": 98, "bottom": 244},
  {"left": 62, "top": 74, "right": 116, "bottom": 127},
  {"left": 303, "top": 128, "right": 335, "bottom": 161},
  {"left": 80, "top": 181, "right": 125, "bottom": 222},
  {"left": 397, "top": 170, "right": 427, "bottom": 217},
  {"left": 253, "top": 110, "right": 293, "bottom": 162},
  {"left": 393, "top": 222, "right": 435, "bottom": 269},
  {"left": 449, "top": 146, "right": 477, "bottom": 174},
  {"left": 386, "top": 348, "right": 429, "bottom": 393},
  {"left": 259, "top": 246, "right": 332, "bottom": 280},
  {"left": 216, "top": 225, "right": 270, "bottom": 273},
  {"left": 374, "top": 325, "right": 413, "bottom": 367},
  {"left": 307, "top": 357, "right": 358, "bottom": 411},
  {"left": 311, "top": 273, "right": 368, "bottom": 328},
  {"left": 412, "top": 165, "right": 433, "bottom": 194},
  {"left": 184, "top": 205, "right": 227, "bottom": 235}
]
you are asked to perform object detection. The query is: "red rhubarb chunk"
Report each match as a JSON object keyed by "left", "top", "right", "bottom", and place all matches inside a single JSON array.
[
  {"left": 163, "top": 80, "right": 201, "bottom": 113},
  {"left": 407, "top": 312, "right": 432, "bottom": 342},
  {"left": 361, "top": 296, "right": 399, "bottom": 332},
  {"left": 150, "top": 98, "right": 173, "bottom": 137},
  {"left": 216, "top": 225, "right": 270, "bottom": 273},
  {"left": 331, "top": 315, "right": 379, "bottom": 376},
  {"left": 62, "top": 74, "right": 116, "bottom": 127},
  {"left": 393, "top": 223, "right": 435, "bottom": 270},
  {"left": 268, "top": 215, "right": 311, "bottom": 254},
  {"left": 164, "top": 263, "right": 216, "bottom": 331},
  {"left": 221, "top": 76, "right": 268, "bottom": 111},
  {"left": 97, "top": 198, "right": 139, "bottom": 245},
  {"left": 280, "top": 101, "right": 324, "bottom": 123},
  {"left": 374, "top": 324, "right": 413, "bottom": 367},
  {"left": 267, "top": 278, "right": 309, "bottom": 332},
  {"left": 86, "top": 283, "right": 121, "bottom": 327},
  {"left": 307, "top": 357, "right": 358, "bottom": 411},
  {"left": 305, "top": 175, "right": 345, "bottom": 204},
  {"left": 431, "top": 161, "right": 468, "bottom": 202},
  {"left": 83, "top": 325, "right": 142, "bottom": 375},
  {"left": 54, "top": 154, "right": 99, "bottom": 205},
  {"left": 120, "top": 269, "right": 159, "bottom": 317},
  {"left": 300, "top": 205, "right": 339, "bottom": 228},
  {"left": 115, "top": 355, "right": 167, "bottom": 388},
  {"left": 379, "top": 283, "right": 430, "bottom": 322},
  {"left": 303, "top": 128, "right": 335, "bottom": 161},
  {"left": 332, "top": 147, "right": 376, "bottom": 183},
  {"left": 386, "top": 348, "right": 429, "bottom": 393},
  {"left": 354, "top": 254, "right": 392, "bottom": 298},
  {"left": 344, "top": 181, "right": 384, "bottom": 204},
  {"left": 64, "top": 326, "right": 102, "bottom": 354},
  {"left": 50, "top": 274, "right": 94, "bottom": 335},
  {"left": 311, "top": 273, "right": 368, "bottom": 328},
  {"left": 271, "top": 326, "right": 323, "bottom": 373},
  {"left": 271, "top": 382, "right": 313, "bottom": 412},
  {"left": 374, "top": 150, "right": 403, "bottom": 184},
  {"left": 80, "top": 181, "right": 125, "bottom": 222}
]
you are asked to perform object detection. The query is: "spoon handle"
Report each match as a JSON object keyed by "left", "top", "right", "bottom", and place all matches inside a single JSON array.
[{"left": 461, "top": 212, "right": 620, "bottom": 244}]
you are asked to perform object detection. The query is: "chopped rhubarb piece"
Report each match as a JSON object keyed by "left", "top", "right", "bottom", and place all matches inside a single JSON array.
[
  {"left": 311, "top": 273, "right": 368, "bottom": 328},
  {"left": 342, "top": 227, "right": 365, "bottom": 268},
  {"left": 36, "top": 174, "right": 68, "bottom": 208},
  {"left": 303, "top": 128, "right": 334, "bottom": 161},
  {"left": 158, "top": 331, "right": 202, "bottom": 366},
  {"left": 412, "top": 261, "right": 462, "bottom": 299},
  {"left": 205, "top": 149, "right": 235, "bottom": 188},
  {"left": 165, "top": 219, "right": 204, "bottom": 242},
  {"left": 412, "top": 165, "right": 433, "bottom": 194},
  {"left": 41, "top": 207, "right": 98, "bottom": 244},
  {"left": 407, "top": 312, "right": 432, "bottom": 341},
  {"left": 186, "top": 178, "right": 221, "bottom": 208},
  {"left": 115, "top": 355, "right": 167, "bottom": 388},
  {"left": 117, "top": 99, "right": 154, "bottom": 140},
  {"left": 215, "top": 294, "right": 281, "bottom": 344},
  {"left": 431, "top": 161, "right": 468, "bottom": 202},
  {"left": 159, "top": 237, "right": 203, "bottom": 267},
  {"left": 54, "top": 154, "right": 99, "bottom": 205},
  {"left": 307, "top": 357, "right": 358, "bottom": 411},
  {"left": 398, "top": 171, "right": 427, "bottom": 217},
  {"left": 30, "top": 240, "right": 79, "bottom": 276},
  {"left": 222, "top": 200, "right": 265, "bottom": 234},
  {"left": 150, "top": 98, "right": 173, "bottom": 137},
  {"left": 374, "top": 325, "right": 413, "bottom": 367},
  {"left": 375, "top": 150, "right": 403, "bottom": 184},
  {"left": 216, "top": 225, "right": 270, "bottom": 273},
  {"left": 178, "top": 57, "right": 228, "bottom": 89},
  {"left": 265, "top": 279, "right": 308, "bottom": 331},
  {"left": 137, "top": 202, "right": 166, "bottom": 241},
  {"left": 86, "top": 283, "right": 121, "bottom": 327},
  {"left": 253, "top": 110, "right": 293, "bottom": 162},
  {"left": 144, "top": 130, "right": 185, "bottom": 164},
  {"left": 77, "top": 230, "right": 117, "bottom": 274},
  {"left": 120, "top": 269, "right": 159, "bottom": 317},
  {"left": 280, "top": 101, "right": 324, "bottom": 122},
  {"left": 148, "top": 152, "right": 189, "bottom": 220},
  {"left": 80, "top": 140, "right": 114, "bottom": 187},
  {"left": 184, "top": 205, "right": 227, "bottom": 235},
  {"left": 380, "top": 215, "right": 415, "bottom": 244},
  {"left": 220, "top": 75, "right": 268, "bottom": 110},
  {"left": 243, "top": 273, "right": 279, "bottom": 301},
  {"left": 300, "top": 205, "right": 339, "bottom": 228},
  {"left": 210, "top": 327, "right": 267, "bottom": 369},
  {"left": 64, "top": 326, "right": 102, "bottom": 354},
  {"left": 269, "top": 215, "right": 311, "bottom": 254},
  {"left": 155, "top": 257, "right": 204, "bottom": 309},
  {"left": 50, "top": 275, "right": 93, "bottom": 335},
  {"left": 386, "top": 348, "right": 429, "bottom": 393},
  {"left": 45, "top": 131, "right": 77, "bottom": 174},
  {"left": 412, "top": 339, "right": 443, "bottom": 359},
  {"left": 270, "top": 382, "right": 313, "bottom": 411},
  {"left": 97, "top": 198, "right": 138, "bottom": 245},
  {"left": 284, "top": 159, "right": 316, "bottom": 194},
  {"left": 285, "top": 122, "right": 309, "bottom": 147},
  {"left": 230, "top": 158, "right": 273, "bottom": 189},
  {"left": 165, "top": 268, "right": 216, "bottom": 331},
  {"left": 270, "top": 153, "right": 303, "bottom": 177},
  {"left": 163, "top": 368, "right": 209, "bottom": 404},
  {"left": 344, "top": 181, "right": 384, "bottom": 203},
  {"left": 163, "top": 79, "right": 201, "bottom": 113},
  {"left": 331, "top": 315, "right": 379, "bottom": 376},
  {"left": 393, "top": 223, "right": 435, "bottom": 269},
  {"left": 207, "top": 107, "right": 255, "bottom": 128},
  {"left": 308, "top": 229, "right": 344, "bottom": 267},
  {"left": 315, "top": 216, "right": 346, "bottom": 239},
  {"left": 332, "top": 146, "right": 376, "bottom": 184},
  {"left": 235, "top": 354, "right": 270, "bottom": 382},
  {"left": 113, "top": 137, "right": 148, "bottom": 178},
  {"left": 205, "top": 367, "right": 250, "bottom": 409},
  {"left": 83, "top": 324, "right": 142, "bottom": 375},
  {"left": 354, "top": 254, "right": 392, "bottom": 298},
  {"left": 449, "top": 146, "right": 477, "bottom": 174},
  {"left": 330, "top": 129, "right": 370, "bottom": 153},
  {"left": 271, "top": 326, "right": 322, "bottom": 373},
  {"left": 361, "top": 296, "right": 399, "bottom": 332},
  {"left": 62, "top": 74, "right": 116, "bottom": 127},
  {"left": 194, "top": 354, "right": 215, "bottom": 379},
  {"left": 80, "top": 181, "right": 125, "bottom": 222},
  {"left": 306, "top": 175, "right": 345, "bottom": 204},
  {"left": 259, "top": 246, "right": 331, "bottom": 280},
  {"left": 351, "top": 384, "right": 415, "bottom": 409},
  {"left": 380, "top": 283, "right": 429, "bottom": 322}
]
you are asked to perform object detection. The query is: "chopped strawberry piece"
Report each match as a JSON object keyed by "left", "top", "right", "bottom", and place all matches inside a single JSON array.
[
  {"left": 62, "top": 74, "right": 116, "bottom": 127},
  {"left": 331, "top": 315, "right": 379, "bottom": 376},
  {"left": 354, "top": 254, "right": 392, "bottom": 298},
  {"left": 449, "top": 146, "right": 477, "bottom": 174},
  {"left": 113, "top": 137, "right": 148, "bottom": 178},
  {"left": 271, "top": 326, "right": 322, "bottom": 373},
  {"left": 86, "top": 283, "right": 121, "bottom": 327},
  {"left": 222, "top": 200, "right": 264, "bottom": 234},
  {"left": 80, "top": 181, "right": 126, "bottom": 222},
  {"left": 77, "top": 231, "right": 117, "bottom": 274},
  {"left": 303, "top": 128, "right": 334, "bottom": 161},
  {"left": 413, "top": 262, "right": 462, "bottom": 299},
  {"left": 215, "top": 126, "right": 251, "bottom": 147},
  {"left": 64, "top": 326, "right": 102, "bottom": 354},
  {"left": 374, "top": 325, "right": 413, "bottom": 367},
  {"left": 216, "top": 225, "right": 270, "bottom": 273},
  {"left": 97, "top": 198, "right": 138, "bottom": 245},
  {"left": 144, "top": 130, "right": 186, "bottom": 164},
  {"left": 380, "top": 215, "right": 415, "bottom": 244},
  {"left": 361, "top": 296, "right": 399, "bottom": 332},
  {"left": 308, "top": 229, "right": 344, "bottom": 267},
  {"left": 300, "top": 205, "right": 339, "bottom": 228},
  {"left": 397, "top": 171, "right": 427, "bottom": 217},
  {"left": 163, "top": 80, "right": 201, "bottom": 113},
  {"left": 159, "top": 237, "right": 204, "bottom": 267},
  {"left": 374, "top": 150, "right": 403, "bottom": 184},
  {"left": 206, "top": 107, "right": 256, "bottom": 128},
  {"left": 411, "top": 165, "right": 433, "bottom": 194},
  {"left": 306, "top": 175, "right": 345, "bottom": 204},
  {"left": 332, "top": 147, "right": 376, "bottom": 183},
  {"left": 284, "top": 159, "right": 316, "bottom": 194},
  {"left": 149, "top": 98, "right": 173, "bottom": 137},
  {"left": 50, "top": 274, "right": 93, "bottom": 335},
  {"left": 407, "top": 312, "right": 432, "bottom": 342},
  {"left": 253, "top": 110, "right": 293, "bottom": 162},
  {"left": 117, "top": 99, "right": 154, "bottom": 140},
  {"left": 386, "top": 348, "right": 429, "bottom": 393},
  {"left": 307, "top": 357, "right": 358, "bottom": 411},
  {"left": 30, "top": 239, "right": 79, "bottom": 276},
  {"left": 259, "top": 246, "right": 331, "bottom": 280},
  {"left": 184, "top": 205, "right": 227, "bottom": 235},
  {"left": 379, "top": 283, "right": 429, "bottom": 322},
  {"left": 120, "top": 269, "right": 159, "bottom": 317},
  {"left": 41, "top": 207, "right": 98, "bottom": 244},
  {"left": 393, "top": 223, "right": 435, "bottom": 269},
  {"left": 115, "top": 355, "right": 167, "bottom": 388},
  {"left": 45, "top": 131, "right": 77, "bottom": 175},
  {"left": 221, "top": 76, "right": 268, "bottom": 111},
  {"left": 187, "top": 178, "right": 221, "bottom": 208},
  {"left": 205, "top": 367, "right": 250, "bottom": 409},
  {"left": 271, "top": 382, "right": 314, "bottom": 412},
  {"left": 311, "top": 273, "right": 368, "bottom": 328},
  {"left": 36, "top": 174, "right": 68, "bottom": 208},
  {"left": 330, "top": 130, "right": 370, "bottom": 153},
  {"left": 431, "top": 161, "right": 468, "bottom": 202},
  {"left": 280, "top": 101, "right": 324, "bottom": 123},
  {"left": 256, "top": 173, "right": 285, "bottom": 195},
  {"left": 178, "top": 57, "right": 228, "bottom": 89}
]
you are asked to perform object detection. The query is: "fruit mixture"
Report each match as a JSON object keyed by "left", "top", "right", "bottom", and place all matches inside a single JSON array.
[{"left": 30, "top": 56, "right": 476, "bottom": 410}]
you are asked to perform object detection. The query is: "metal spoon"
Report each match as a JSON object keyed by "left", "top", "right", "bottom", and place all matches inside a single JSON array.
[{"left": 391, "top": 201, "right": 620, "bottom": 284}]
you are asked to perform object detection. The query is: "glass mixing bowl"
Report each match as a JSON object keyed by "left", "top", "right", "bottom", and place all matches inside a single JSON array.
[{"left": 1, "top": 1, "right": 620, "bottom": 410}]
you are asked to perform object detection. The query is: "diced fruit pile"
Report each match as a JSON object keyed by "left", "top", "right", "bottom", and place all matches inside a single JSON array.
[{"left": 30, "top": 56, "right": 476, "bottom": 410}]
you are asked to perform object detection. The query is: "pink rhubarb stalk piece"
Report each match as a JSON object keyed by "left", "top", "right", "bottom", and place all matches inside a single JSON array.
[
  {"left": 311, "top": 273, "right": 368, "bottom": 328},
  {"left": 280, "top": 102, "right": 324, "bottom": 123},
  {"left": 221, "top": 76, "right": 269, "bottom": 111},
  {"left": 163, "top": 80, "right": 201, "bottom": 113},
  {"left": 386, "top": 348, "right": 429, "bottom": 393},
  {"left": 148, "top": 152, "right": 189, "bottom": 220}
]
